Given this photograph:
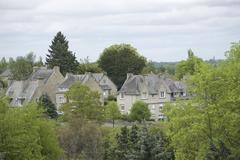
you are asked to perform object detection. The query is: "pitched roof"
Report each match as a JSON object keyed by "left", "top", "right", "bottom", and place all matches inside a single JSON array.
[
  {"left": 58, "top": 73, "right": 85, "bottom": 89},
  {"left": 92, "top": 73, "right": 104, "bottom": 82},
  {"left": 6, "top": 67, "right": 56, "bottom": 105},
  {"left": 120, "top": 74, "right": 186, "bottom": 95},
  {"left": 29, "top": 68, "right": 53, "bottom": 83},
  {"left": 6, "top": 80, "right": 39, "bottom": 105},
  {"left": 58, "top": 72, "right": 114, "bottom": 91},
  {"left": 0, "top": 69, "right": 12, "bottom": 77}
]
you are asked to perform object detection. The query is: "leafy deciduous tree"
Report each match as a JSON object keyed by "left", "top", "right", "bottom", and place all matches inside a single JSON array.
[
  {"left": 78, "top": 57, "right": 102, "bottom": 74},
  {"left": 164, "top": 42, "right": 240, "bottom": 159},
  {"left": 105, "top": 101, "right": 121, "bottom": 128},
  {"left": 0, "top": 97, "right": 62, "bottom": 160},
  {"left": 98, "top": 44, "right": 146, "bottom": 89},
  {"left": 130, "top": 101, "right": 151, "bottom": 122},
  {"left": 62, "top": 82, "right": 104, "bottom": 121},
  {"left": 9, "top": 53, "right": 36, "bottom": 80},
  {"left": 175, "top": 49, "right": 203, "bottom": 80}
]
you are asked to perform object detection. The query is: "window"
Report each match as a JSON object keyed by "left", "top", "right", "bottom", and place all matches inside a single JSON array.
[
  {"left": 160, "top": 91, "right": 165, "bottom": 98},
  {"left": 120, "top": 104, "right": 125, "bottom": 111},
  {"left": 59, "top": 96, "right": 65, "bottom": 103},
  {"left": 150, "top": 104, "right": 155, "bottom": 114},
  {"left": 120, "top": 92, "right": 124, "bottom": 99},
  {"left": 159, "top": 113, "right": 164, "bottom": 120},
  {"left": 141, "top": 92, "right": 148, "bottom": 99},
  {"left": 103, "top": 79, "right": 106, "bottom": 83},
  {"left": 159, "top": 103, "right": 164, "bottom": 111},
  {"left": 17, "top": 98, "right": 25, "bottom": 106}
]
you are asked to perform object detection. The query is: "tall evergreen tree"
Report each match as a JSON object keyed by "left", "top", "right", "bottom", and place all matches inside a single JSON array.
[
  {"left": 128, "top": 125, "right": 141, "bottom": 160},
  {"left": 46, "top": 31, "right": 79, "bottom": 75},
  {"left": 116, "top": 126, "right": 129, "bottom": 160},
  {"left": 38, "top": 94, "right": 58, "bottom": 119},
  {"left": 138, "top": 127, "right": 152, "bottom": 160}
]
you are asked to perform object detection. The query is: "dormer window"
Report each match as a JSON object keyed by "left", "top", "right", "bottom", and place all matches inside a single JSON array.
[
  {"left": 160, "top": 91, "right": 165, "bottom": 98},
  {"left": 120, "top": 92, "right": 124, "bottom": 99},
  {"left": 120, "top": 104, "right": 125, "bottom": 111},
  {"left": 141, "top": 92, "right": 148, "bottom": 99},
  {"left": 103, "top": 79, "right": 106, "bottom": 83}
]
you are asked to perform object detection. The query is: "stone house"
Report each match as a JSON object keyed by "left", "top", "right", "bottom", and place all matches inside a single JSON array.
[
  {"left": 117, "top": 73, "right": 187, "bottom": 121},
  {"left": 6, "top": 66, "right": 64, "bottom": 106},
  {"left": 0, "top": 69, "right": 12, "bottom": 82},
  {"left": 56, "top": 72, "right": 117, "bottom": 109}
]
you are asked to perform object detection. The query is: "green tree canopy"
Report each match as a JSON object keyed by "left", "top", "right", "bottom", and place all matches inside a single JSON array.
[
  {"left": 142, "top": 61, "right": 162, "bottom": 74},
  {"left": 175, "top": 49, "right": 204, "bottom": 80},
  {"left": 58, "top": 117, "right": 103, "bottom": 159},
  {"left": 77, "top": 57, "right": 102, "bottom": 74},
  {"left": 9, "top": 52, "right": 36, "bottom": 80},
  {"left": 105, "top": 101, "right": 121, "bottom": 127},
  {"left": 107, "top": 125, "right": 174, "bottom": 160},
  {"left": 164, "top": 42, "right": 240, "bottom": 159},
  {"left": 98, "top": 44, "right": 146, "bottom": 89},
  {"left": 130, "top": 101, "right": 151, "bottom": 122},
  {"left": 46, "top": 31, "right": 79, "bottom": 76},
  {"left": 0, "top": 57, "right": 8, "bottom": 74},
  {"left": 61, "top": 82, "right": 104, "bottom": 121},
  {"left": 0, "top": 97, "right": 62, "bottom": 160}
]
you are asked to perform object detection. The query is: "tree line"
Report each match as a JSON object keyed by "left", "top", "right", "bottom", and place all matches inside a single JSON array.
[
  {"left": 0, "top": 31, "right": 220, "bottom": 90},
  {"left": 0, "top": 31, "right": 239, "bottom": 160}
]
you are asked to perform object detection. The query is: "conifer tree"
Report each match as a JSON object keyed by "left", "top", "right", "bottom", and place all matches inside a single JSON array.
[
  {"left": 128, "top": 125, "right": 141, "bottom": 160},
  {"left": 46, "top": 31, "right": 79, "bottom": 75},
  {"left": 116, "top": 126, "right": 129, "bottom": 160},
  {"left": 151, "top": 135, "right": 167, "bottom": 160},
  {"left": 138, "top": 127, "right": 152, "bottom": 160},
  {"left": 38, "top": 94, "right": 58, "bottom": 119}
]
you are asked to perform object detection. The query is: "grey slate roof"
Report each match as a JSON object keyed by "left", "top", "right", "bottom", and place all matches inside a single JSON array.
[
  {"left": 58, "top": 72, "right": 113, "bottom": 92},
  {"left": 120, "top": 74, "right": 186, "bottom": 95},
  {"left": 58, "top": 74, "right": 85, "bottom": 89},
  {"left": 0, "top": 69, "right": 12, "bottom": 78},
  {"left": 6, "top": 67, "right": 56, "bottom": 106},
  {"left": 92, "top": 73, "right": 104, "bottom": 82},
  {"left": 29, "top": 68, "right": 53, "bottom": 83},
  {"left": 6, "top": 80, "right": 39, "bottom": 105}
]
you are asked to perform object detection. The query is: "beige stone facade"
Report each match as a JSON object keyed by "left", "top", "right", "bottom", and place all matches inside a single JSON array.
[
  {"left": 6, "top": 66, "right": 64, "bottom": 106},
  {"left": 56, "top": 72, "right": 117, "bottom": 109},
  {"left": 117, "top": 73, "right": 187, "bottom": 121}
]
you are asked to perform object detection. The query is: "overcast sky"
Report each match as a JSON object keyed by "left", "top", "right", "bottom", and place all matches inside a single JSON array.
[{"left": 0, "top": 0, "right": 240, "bottom": 62}]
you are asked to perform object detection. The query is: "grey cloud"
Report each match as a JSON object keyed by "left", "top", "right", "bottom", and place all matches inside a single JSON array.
[{"left": 0, "top": 0, "right": 239, "bottom": 62}]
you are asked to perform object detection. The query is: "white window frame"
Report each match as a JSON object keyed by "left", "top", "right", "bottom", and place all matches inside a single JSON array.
[
  {"left": 150, "top": 104, "right": 156, "bottom": 114},
  {"left": 160, "top": 91, "right": 165, "bottom": 98},
  {"left": 59, "top": 96, "right": 64, "bottom": 103},
  {"left": 159, "top": 103, "right": 164, "bottom": 111},
  {"left": 120, "top": 92, "right": 124, "bottom": 99},
  {"left": 120, "top": 104, "right": 125, "bottom": 111},
  {"left": 103, "top": 91, "right": 106, "bottom": 96},
  {"left": 141, "top": 92, "right": 148, "bottom": 99}
]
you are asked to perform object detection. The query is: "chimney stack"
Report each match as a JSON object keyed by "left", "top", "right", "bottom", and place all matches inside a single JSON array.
[
  {"left": 33, "top": 66, "right": 40, "bottom": 73},
  {"left": 127, "top": 73, "right": 133, "bottom": 80},
  {"left": 53, "top": 66, "right": 60, "bottom": 73}
]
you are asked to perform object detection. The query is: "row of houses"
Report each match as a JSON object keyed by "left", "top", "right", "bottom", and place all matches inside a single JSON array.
[{"left": 1, "top": 66, "right": 188, "bottom": 120}]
